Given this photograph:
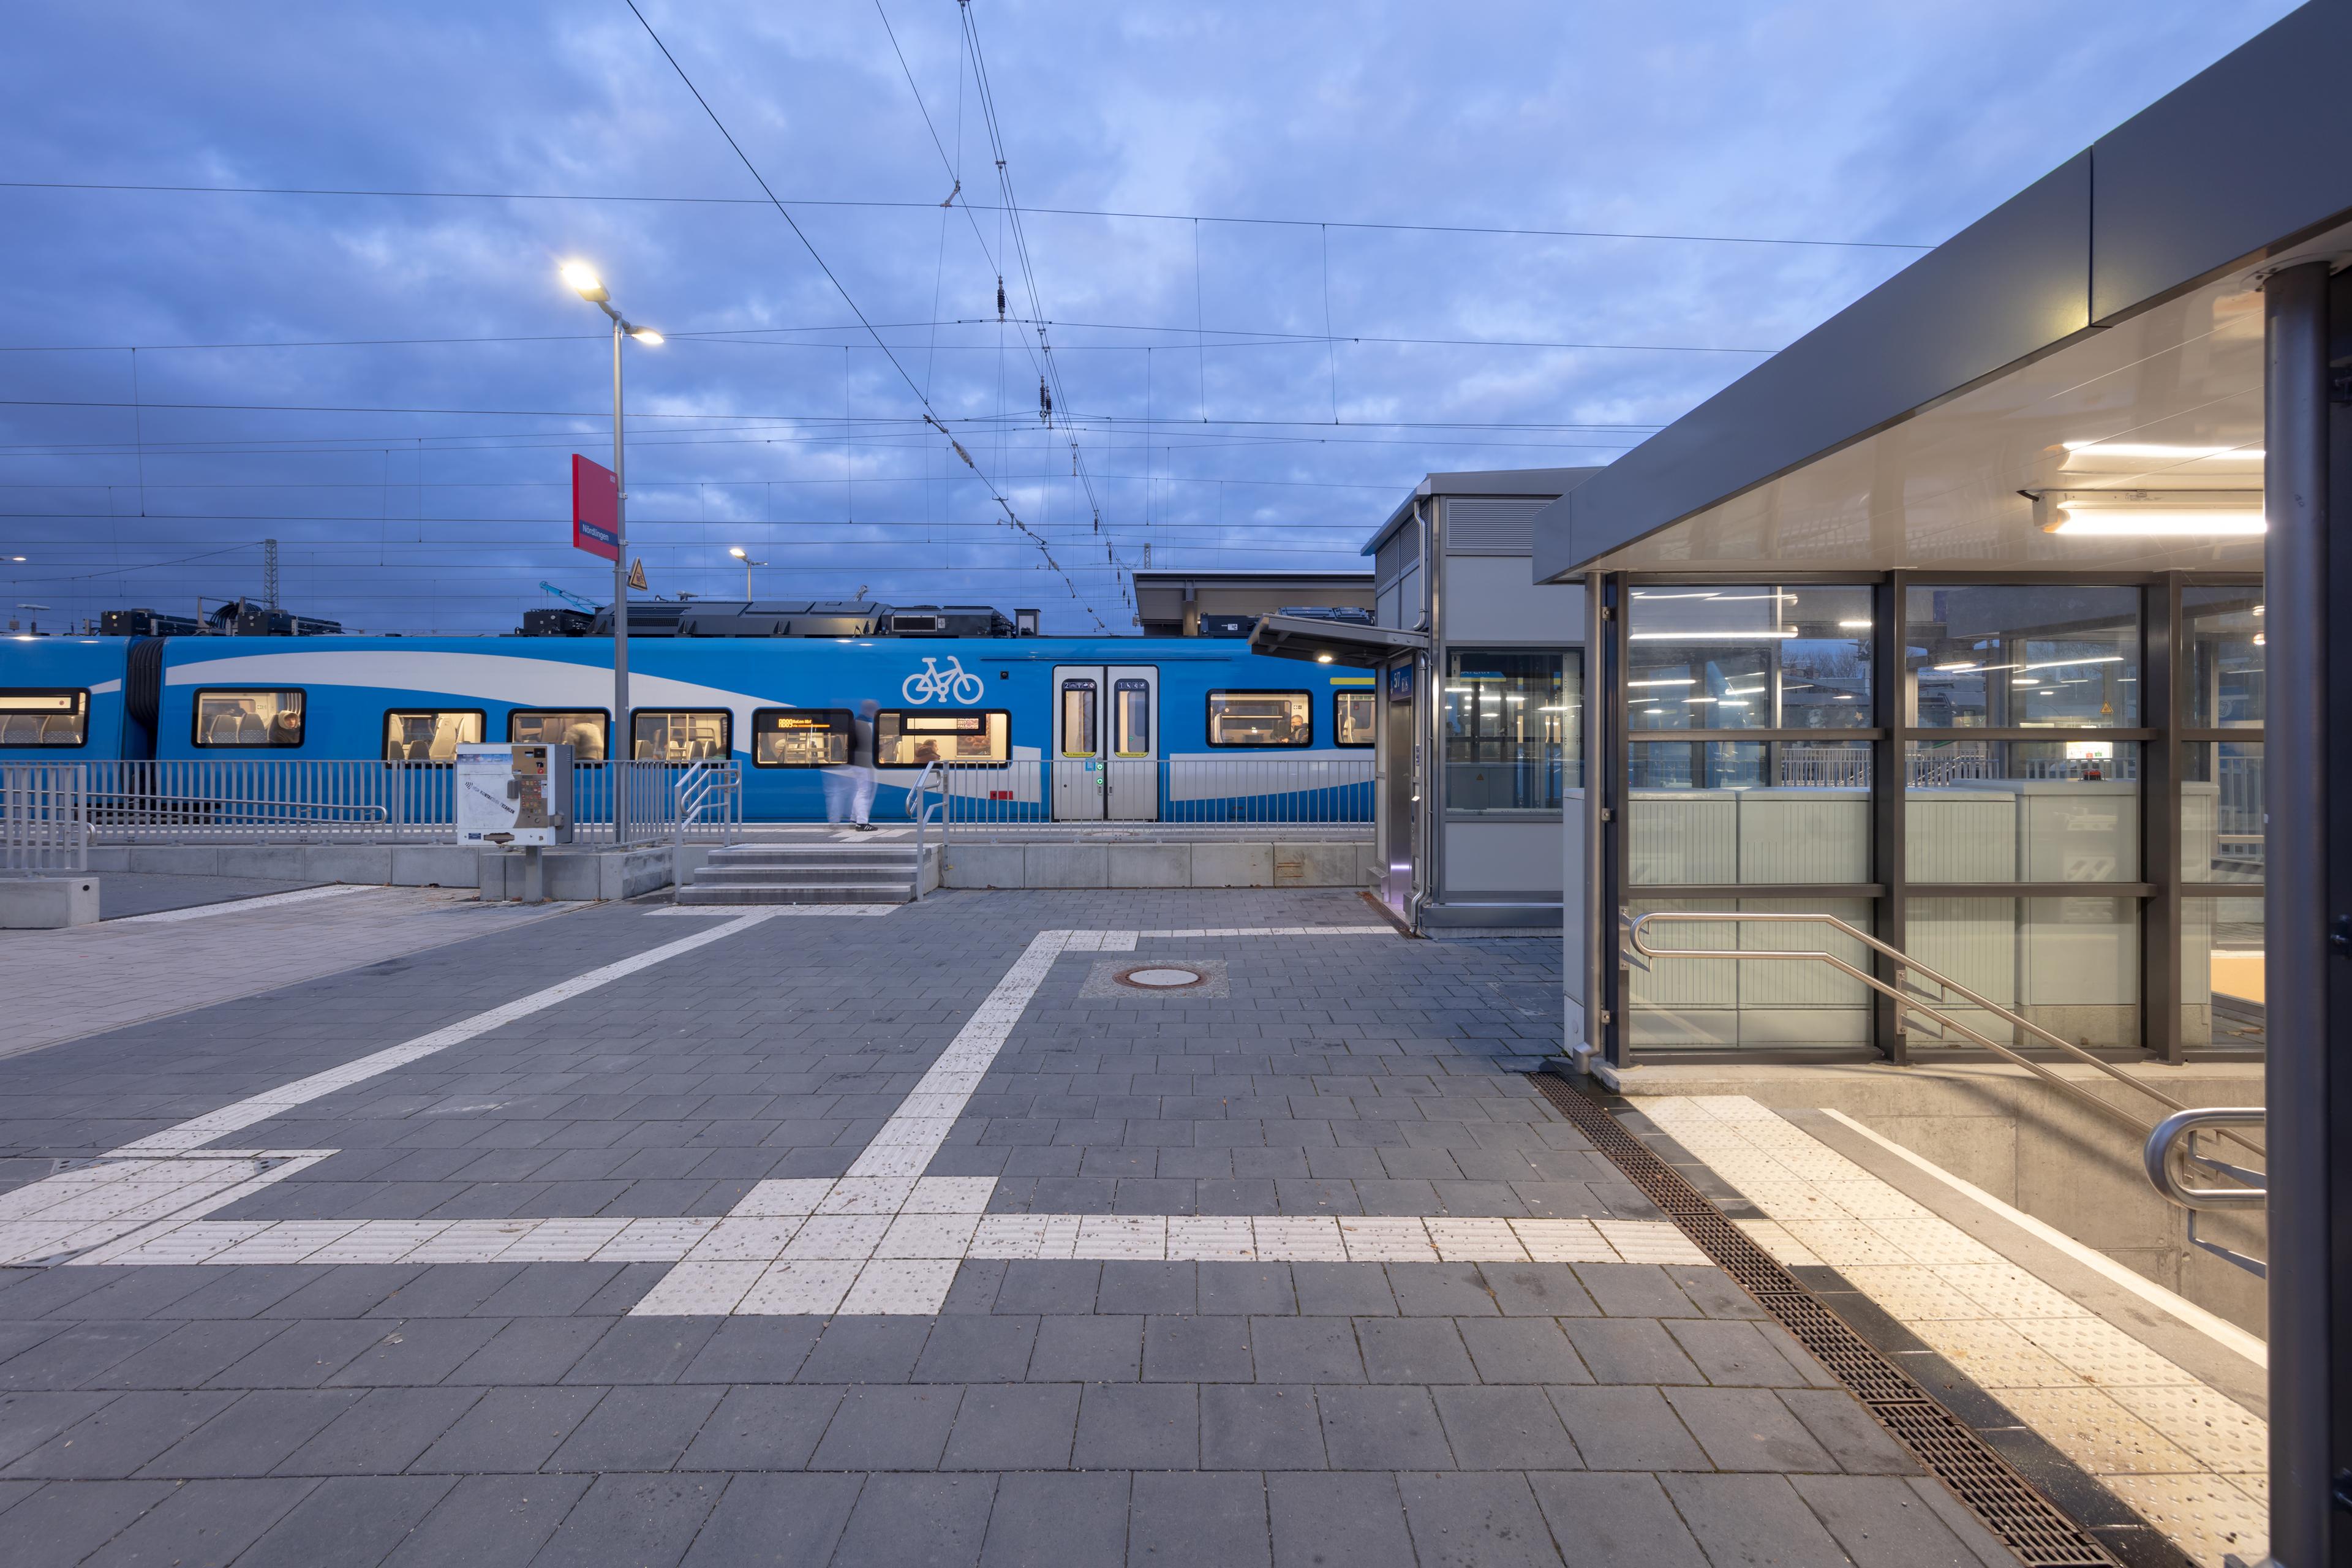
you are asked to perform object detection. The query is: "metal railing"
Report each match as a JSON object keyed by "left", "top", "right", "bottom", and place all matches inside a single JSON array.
[
  {"left": 669, "top": 761, "right": 742, "bottom": 905},
  {"left": 1623, "top": 909, "right": 2266, "bottom": 1160},
  {"left": 931, "top": 756, "right": 1374, "bottom": 827},
  {"left": 908, "top": 760, "right": 944, "bottom": 901},
  {"left": 72, "top": 760, "right": 744, "bottom": 846},
  {"left": 1, "top": 764, "right": 88, "bottom": 874},
  {"left": 2143, "top": 1107, "right": 2266, "bottom": 1276}
]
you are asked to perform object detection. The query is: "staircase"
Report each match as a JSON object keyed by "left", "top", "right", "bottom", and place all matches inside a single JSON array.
[{"left": 674, "top": 839, "right": 937, "bottom": 905}]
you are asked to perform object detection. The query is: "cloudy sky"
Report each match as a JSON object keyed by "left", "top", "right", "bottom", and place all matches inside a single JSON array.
[{"left": 0, "top": 0, "right": 2302, "bottom": 633}]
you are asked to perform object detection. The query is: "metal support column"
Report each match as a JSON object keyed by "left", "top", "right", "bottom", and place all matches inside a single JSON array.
[
  {"left": 1871, "top": 572, "right": 1909, "bottom": 1061},
  {"left": 1599, "top": 572, "right": 1631, "bottom": 1071},
  {"left": 2144, "top": 575, "right": 2185, "bottom": 1062},
  {"left": 2261, "top": 257, "right": 2337, "bottom": 1568},
  {"left": 1582, "top": 573, "right": 1607, "bottom": 1061}
]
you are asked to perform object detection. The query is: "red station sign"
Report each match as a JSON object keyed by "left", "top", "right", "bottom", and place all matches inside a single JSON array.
[{"left": 571, "top": 454, "right": 620, "bottom": 560}]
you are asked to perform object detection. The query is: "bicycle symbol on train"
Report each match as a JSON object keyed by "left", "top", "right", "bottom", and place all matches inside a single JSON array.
[{"left": 902, "top": 655, "right": 986, "bottom": 706}]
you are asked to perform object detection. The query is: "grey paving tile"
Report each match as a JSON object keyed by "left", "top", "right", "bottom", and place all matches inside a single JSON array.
[
  {"left": 268, "top": 1266, "right": 428, "bottom": 1321},
  {"left": 83, "top": 1321, "right": 288, "bottom": 1391},
  {"left": 1659, "top": 1473, "right": 1856, "bottom": 1568},
  {"left": 979, "top": 1472, "right": 1127, "bottom": 1568},
  {"left": 1129, "top": 1471, "right": 1269, "bottom": 1568},
  {"left": 1098, "top": 1262, "right": 1196, "bottom": 1315},
  {"left": 0, "top": 1479, "right": 174, "bottom": 1568},
  {"left": 1202, "top": 1384, "right": 1325, "bottom": 1470},
  {"left": 207, "top": 1319, "right": 382, "bottom": 1389},
  {"left": 1028, "top": 1316, "right": 1140, "bottom": 1382},
  {"left": 470, "top": 1265, "right": 628, "bottom": 1318},
  {"left": 1778, "top": 1389, "right": 1921, "bottom": 1476},
  {"left": 546, "top": 1385, "right": 724, "bottom": 1474},
  {"left": 1788, "top": 1474, "right": 1989, "bottom": 1567},
  {"left": 676, "top": 1316, "right": 821, "bottom": 1384},
  {"left": 379, "top": 1474, "right": 592, "bottom": 1568},
  {"left": 1384, "top": 1264, "right": 1500, "bottom": 1317},
  {"left": 809, "top": 1385, "right": 961, "bottom": 1471},
  {"left": 446, "top": 1318, "right": 612, "bottom": 1386},
  {"left": 1527, "top": 1472, "right": 1708, "bottom": 1568},
  {"left": 676, "top": 1385, "right": 842, "bottom": 1471},
  {"left": 1477, "top": 1264, "right": 1600, "bottom": 1318},
  {"left": 1569, "top": 1263, "right": 1695, "bottom": 1317},
  {"left": 1267, "top": 1472, "right": 1417, "bottom": 1568},
  {"left": 1073, "top": 1384, "right": 1196, "bottom": 1469},
  {"left": 280, "top": 1386, "right": 485, "bottom": 1477},
  {"left": 560, "top": 1319, "right": 717, "bottom": 1386},
  {"left": 1291, "top": 1262, "right": 1395, "bottom": 1317},
  {"left": 40, "top": 1268, "right": 216, "bottom": 1324},
  {"left": 0, "top": 1391, "right": 116, "bottom": 1470},
  {"left": 797, "top": 1318, "right": 932, "bottom": 1384},
  {"left": 328, "top": 1319, "right": 506, "bottom": 1387},
  {"left": 942, "top": 1383, "right": 1079, "bottom": 1470},
  {"left": 137, "top": 1388, "right": 361, "bottom": 1478},
  {"left": 1316, "top": 1386, "right": 1453, "bottom": 1471},
  {"left": 232, "top": 1474, "right": 456, "bottom": 1568},
  {"left": 1249, "top": 1317, "right": 1363, "bottom": 1384},
  {"left": 531, "top": 1473, "right": 722, "bottom": 1568},
  {"left": 412, "top": 1385, "right": 606, "bottom": 1474},
  {"left": 914, "top": 1315, "right": 1038, "bottom": 1384},
  {"left": 680, "top": 1474, "right": 862, "bottom": 1568},
  {"left": 0, "top": 1322, "right": 176, "bottom": 1392},
  {"left": 1661, "top": 1386, "right": 1841, "bottom": 1473},
  {"left": 7, "top": 1389, "right": 238, "bottom": 1479},
  {"left": 1558, "top": 1319, "right": 1703, "bottom": 1385},
  {"left": 1396, "top": 1471, "right": 1560, "bottom": 1567},
  {"left": 1144, "top": 1316, "right": 1253, "bottom": 1381},
  {"left": 1666, "top": 1318, "right": 1813, "bottom": 1387},
  {"left": 831, "top": 1472, "right": 995, "bottom": 1568},
  {"left": 1664, "top": 1264, "right": 1770, "bottom": 1320},
  {"left": 1545, "top": 1385, "right": 1708, "bottom": 1471},
  {"left": 1433, "top": 1384, "right": 1583, "bottom": 1471},
  {"left": 1901, "top": 1476, "right": 2030, "bottom": 1568},
  {"left": 1356, "top": 1319, "right": 1476, "bottom": 1384},
  {"left": 1199, "top": 1264, "right": 1295, "bottom": 1317},
  {"left": 81, "top": 1476, "right": 313, "bottom": 1568},
  {"left": 1455, "top": 1318, "right": 1591, "bottom": 1386},
  {"left": 993, "top": 1262, "right": 1100, "bottom": 1315}
]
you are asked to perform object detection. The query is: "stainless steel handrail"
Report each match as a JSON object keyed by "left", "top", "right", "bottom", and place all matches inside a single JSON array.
[
  {"left": 908, "top": 760, "right": 944, "bottom": 902},
  {"left": 669, "top": 762, "right": 741, "bottom": 905},
  {"left": 1624, "top": 910, "right": 2264, "bottom": 1158},
  {"left": 2143, "top": 1106, "right": 2267, "bottom": 1276}
]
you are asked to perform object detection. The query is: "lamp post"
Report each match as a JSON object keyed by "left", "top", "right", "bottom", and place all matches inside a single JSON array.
[
  {"left": 728, "top": 546, "right": 767, "bottom": 600},
  {"left": 561, "top": 263, "right": 661, "bottom": 829}
]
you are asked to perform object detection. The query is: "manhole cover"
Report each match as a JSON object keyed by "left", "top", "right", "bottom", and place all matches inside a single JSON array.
[{"left": 1114, "top": 965, "right": 1208, "bottom": 990}]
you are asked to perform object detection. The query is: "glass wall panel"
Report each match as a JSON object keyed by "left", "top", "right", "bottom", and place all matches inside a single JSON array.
[
  {"left": 1906, "top": 584, "right": 2139, "bottom": 728},
  {"left": 2184, "top": 894, "right": 2264, "bottom": 1049},
  {"left": 2183, "top": 586, "right": 2265, "bottom": 728},
  {"left": 1627, "top": 585, "right": 1871, "bottom": 731},
  {"left": 1628, "top": 741, "right": 1869, "bottom": 884},
  {"left": 1905, "top": 741, "right": 2139, "bottom": 881},
  {"left": 1444, "top": 649, "right": 1577, "bottom": 811},
  {"left": 2184, "top": 740, "right": 2263, "bottom": 884},
  {"left": 1907, "top": 895, "right": 2139, "bottom": 1049},
  {"left": 1626, "top": 898, "right": 1873, "bottom": 1048}
]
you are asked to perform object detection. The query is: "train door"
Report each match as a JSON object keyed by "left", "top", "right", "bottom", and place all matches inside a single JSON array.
[{"left": 1052, "top": 664, "right": 1159, "bottom": 821}]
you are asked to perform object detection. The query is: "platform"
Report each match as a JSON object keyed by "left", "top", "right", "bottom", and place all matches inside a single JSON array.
[{"left": 0, "top": 884, "right": 2267, "bottom": 1566}]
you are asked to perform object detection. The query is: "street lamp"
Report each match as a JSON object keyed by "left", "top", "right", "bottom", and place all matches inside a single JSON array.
[
  {"left": 562, "top": 262, "right": 661, "bottom": 794},
  {"left": 728, "top": 546, "right": 768, "bottom": 600}
]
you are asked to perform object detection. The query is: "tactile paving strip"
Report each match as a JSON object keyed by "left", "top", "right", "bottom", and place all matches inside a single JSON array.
[{"left": 1531, "top": 1072, "right": 2118, "bottom": 1568}]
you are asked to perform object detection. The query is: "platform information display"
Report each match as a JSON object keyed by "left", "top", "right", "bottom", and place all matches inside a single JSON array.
[{"left": 456, "top": 742, "right": 573, "bottom": 846}]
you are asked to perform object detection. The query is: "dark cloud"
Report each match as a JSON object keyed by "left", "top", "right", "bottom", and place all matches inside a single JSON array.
[{"left": 0, "top": 0, "right": 2299, "bottom": 631}]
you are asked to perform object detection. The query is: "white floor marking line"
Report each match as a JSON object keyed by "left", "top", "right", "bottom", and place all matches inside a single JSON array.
[
  {"left": 1819, "top": 1107, "right": 2267, "bottom": 1368},
  {"left": 111, "top": 884, "right": 374, "bottom": 924},
  {"left": 644, "top": 905, "right": 896, "bottom": 918}
]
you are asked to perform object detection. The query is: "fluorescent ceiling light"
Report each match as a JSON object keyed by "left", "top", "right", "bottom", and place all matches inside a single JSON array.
[
  {"left": 2062, "top": 440, "right": 2263, "bottom": 459},
  {"left": 2033, "top": 488, "right": 2264, "bottom": 537},
  {"left": 2021, "top": 655, "right": 2124, "bottom": 671},
  {"left": 1629, "top": 630, "right": 1797, "bottom": 641},
  {"left": 1836, "top": 619, "right": 1872, "bottom": 629},
  {"left": 1931, "top": 661, "right": 1978, "bottom": 673},
  {"left": 1627, "top": 677, "right": 1696, "bottom": 687}
]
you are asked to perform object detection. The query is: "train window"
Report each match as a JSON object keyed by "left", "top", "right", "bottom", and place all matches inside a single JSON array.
[
  {"left": 1334, "top": 690, "right": 1376, "bottom": 748},
  {"left": 876, "top": 708, "right": 1010, "bottom": 765},
  {"left": 1114, "top": 678, "right": 1152, "bottom": 758},
  {"left": 632, "top": 709, "right": 731, "bottom": 761},
  {"left": 750, "top": 709, "right": 852, "bottom": 767},
  {"left": 1060, "top": 676, "right": 1098, "bottom": 758},
  {"left": 194, "top": 688, "right": 304, "bottom": 748},
  {"left": 508, "top": 709, "right": 607, "bottom": 762},
  {"left": 0, "top": 688, "right": 88, "bottom": 748},
  {"left": 1207, "top": 691, "right": 1312, "bottom": 748},
  {"left": 382, "top": 709, "right": 483, "bottom": 762}
]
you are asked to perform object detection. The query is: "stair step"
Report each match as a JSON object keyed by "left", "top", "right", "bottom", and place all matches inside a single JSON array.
[
  {"left": 692, "top": 867, "right": 911, "bottom": 886},
  {"left": 676, "top": 882, "right": 910, "bottom": 905}
]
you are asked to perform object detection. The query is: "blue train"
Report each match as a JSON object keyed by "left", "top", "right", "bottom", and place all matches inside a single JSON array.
[{"left": 0, "top": 614, "right": 1378, "bottom": 823}]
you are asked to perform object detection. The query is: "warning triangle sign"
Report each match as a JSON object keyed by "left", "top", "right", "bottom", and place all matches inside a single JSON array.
[{"left": 627, "top": 557, "right": 648, "bottom": 592}]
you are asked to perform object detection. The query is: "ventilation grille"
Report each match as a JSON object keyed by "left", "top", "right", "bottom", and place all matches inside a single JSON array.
[
  {"left": 1528, "top": 1073, "right": 2120, "bottom": 1568},
  {"left": 1443, "top": 497, "right": 1549, "bottom": 555}
]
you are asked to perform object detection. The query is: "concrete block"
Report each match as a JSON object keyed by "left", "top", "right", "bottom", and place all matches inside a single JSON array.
[
  {"left": 1358, "top": 842, "right": 1384, "bottom": 887},
  {"left": 127, "top": 845, "right": 225, "bottom": 876},
  {"left": 1107, "top": 843, "right": 1189, "bottom": 888},
  {"left": 942, "top": 843, "right": 1026, "bottom": 889},
  {"left": 1025, "top": 843, "right": 1109, "bottom": 889},
  {"left": 1189, "top": 841, "right": 1273, "bottom": 888},
  {"left": 0, "top": 876, "right": 99, "bottom": 929},
  {"left": 390, "top": 845, "right": 480, "bottom": 888},
  {"left": 85, "top": 846, "right": 132, "bottom": 873},
  {"left": 214, "top": 844, "right": 309, "bottom": 880},
  {"left": 300, "top": 844, "right": 396, "bottom": 885},
  {"left": 1273, "top": 842, "right": 1358, "bottom": 887}
]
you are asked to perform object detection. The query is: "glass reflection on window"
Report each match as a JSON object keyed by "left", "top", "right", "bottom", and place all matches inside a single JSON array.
[
  {"left": 1443, "top": 650, "right": 1577, "bottom": 810},
  {"left": 1626, "top": 586, "right": 1871, "bottom": 731},
  {"left": 2183, "top": 586, "right": 2264, "bottom": 728},
  {"left": 1905, "top": 585, "right": 2139, "bottom": 729}
]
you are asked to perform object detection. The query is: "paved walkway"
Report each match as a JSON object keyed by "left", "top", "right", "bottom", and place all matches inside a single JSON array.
[{"left": 0, "top": 888, "right": 2025, "bottom": 1567}]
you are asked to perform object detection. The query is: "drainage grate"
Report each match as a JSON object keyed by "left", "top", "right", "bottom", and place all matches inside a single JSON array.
[{"left": 1529, "top": 1072, "right": 2118, "bottom": 1568}]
